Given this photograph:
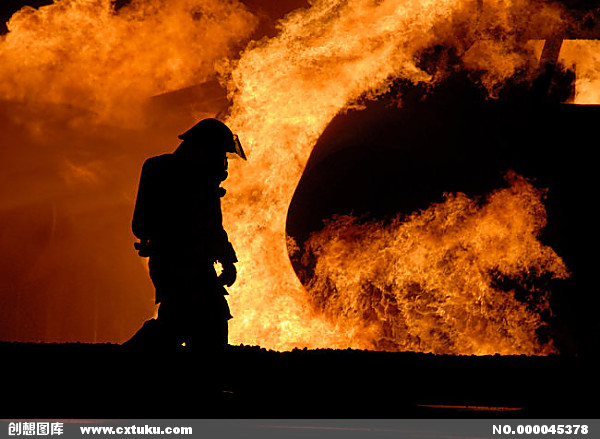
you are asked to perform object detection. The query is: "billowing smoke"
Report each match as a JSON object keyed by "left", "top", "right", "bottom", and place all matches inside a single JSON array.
[{"left": 0, "top": 0, "right": 256, "bottom": 123}]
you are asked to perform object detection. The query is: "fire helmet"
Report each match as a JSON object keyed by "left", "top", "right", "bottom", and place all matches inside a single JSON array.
[{"left": 178, "top": 118, "right": 246, "bottom": 160}]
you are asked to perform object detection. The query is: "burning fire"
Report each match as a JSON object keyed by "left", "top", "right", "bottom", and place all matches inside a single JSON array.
[
  {"left": 298, "top": 172, "right": 568, "bottom": 355},
  {"left": 1, "top": 0, "right": 596, "bottom": 353},
  {"left": 0, "top": 0, "right": 256, "bottom": 124},
  {"left": 220, "top": 0, "right": 572, "bottom": 353},
  {"left": 560, "top": 40, "right": 600, "bottom": 104}
]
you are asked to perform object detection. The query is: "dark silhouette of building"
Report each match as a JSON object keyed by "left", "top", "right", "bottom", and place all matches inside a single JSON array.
[{"left": 128, "top": 118, "right": 246, "bottom": 350}]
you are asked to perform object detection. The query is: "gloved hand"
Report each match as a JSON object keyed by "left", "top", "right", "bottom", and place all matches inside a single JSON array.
[
  {"left": 134, "top": 239, "right": 152, "bottom": 257},
  {"left": 218, "top": 262, "right": 237, "bottom": 287}
]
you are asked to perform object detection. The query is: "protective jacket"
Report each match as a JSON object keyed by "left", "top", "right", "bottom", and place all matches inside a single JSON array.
[{"left": 132, "top": 152, "right": 237, "bottom": 305}]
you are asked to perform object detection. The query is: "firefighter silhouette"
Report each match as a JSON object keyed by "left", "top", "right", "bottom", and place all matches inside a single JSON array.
[{"left": 130, "top": 118, "right": 246, "bottom": 350}]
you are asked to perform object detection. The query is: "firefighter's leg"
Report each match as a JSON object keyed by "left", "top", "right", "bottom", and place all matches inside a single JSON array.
[{"left": 156, "top": 302, "right": 188, "bottom": 348}]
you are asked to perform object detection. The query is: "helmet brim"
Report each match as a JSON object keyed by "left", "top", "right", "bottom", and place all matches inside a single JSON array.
[{"left": 233, "top": 134, "right": 247, "bottom": 160}]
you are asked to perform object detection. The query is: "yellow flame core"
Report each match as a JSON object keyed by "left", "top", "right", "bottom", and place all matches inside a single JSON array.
[{"left": 221, "top": 0, "right": 569, "bottom": 353}]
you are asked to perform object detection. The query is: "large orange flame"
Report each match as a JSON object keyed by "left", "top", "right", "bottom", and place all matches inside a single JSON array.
[
  {"left": 220, "top": 0, "right": 570, "bottom": 352},
  {"left": 300, "top": 172, "right": 568, "bottom": 355}
]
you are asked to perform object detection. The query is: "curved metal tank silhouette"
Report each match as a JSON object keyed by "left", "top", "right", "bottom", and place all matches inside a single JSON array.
[{"left": 286, "top": 74, "right": 599, "bottom": 355}]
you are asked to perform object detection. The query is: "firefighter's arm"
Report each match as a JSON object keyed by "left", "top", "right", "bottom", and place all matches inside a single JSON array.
[
  {"left": 132, "top": 159, "right": 157, "bottom": 256},
  {"left": 211, "top": 187, "right": 238, "bottom": 286},
  {"left": 219, "top": 262, "right": 237, "bottom": 287}
]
